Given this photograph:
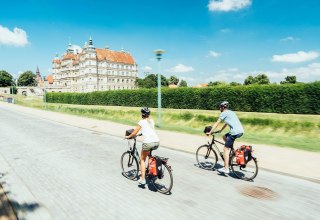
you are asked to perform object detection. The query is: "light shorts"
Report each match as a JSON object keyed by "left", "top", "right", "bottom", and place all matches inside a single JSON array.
[{"left": 142, "top": 142, "right": 160, "bottom": 151}]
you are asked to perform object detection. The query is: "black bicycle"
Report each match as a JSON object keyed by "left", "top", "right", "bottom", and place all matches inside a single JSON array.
[
  {"left": 121, "top": 133, "right": 173, "bottom": 194},
  {"left": 196, "top": 130, "right": 258, "bottom": 181}
]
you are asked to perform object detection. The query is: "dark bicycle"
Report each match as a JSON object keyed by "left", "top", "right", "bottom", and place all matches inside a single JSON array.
[
  {"left": 196, "top": 130, "right": 258, "bottom": 181},
  {"left": 121, "top": 133, "right": 173, "bottom": 194}
]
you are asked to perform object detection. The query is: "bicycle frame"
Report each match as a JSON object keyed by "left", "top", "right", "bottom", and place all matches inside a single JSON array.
[{"left": 207, "top": 135, "right": 234, "bottom": 162}]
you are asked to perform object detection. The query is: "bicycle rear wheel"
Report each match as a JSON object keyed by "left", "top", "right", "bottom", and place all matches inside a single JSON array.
[
  {"left": 121, "top": 152, "right": 139, "bottom": 180},
  {"left": 152, "top": 163, "right": 173, "bottom": 194},
  {"left": 230, "top": 154, "right": 258, "bottom": 181},
  {"left": 196, "top": 145, "right": 218, "bottom": 170}
]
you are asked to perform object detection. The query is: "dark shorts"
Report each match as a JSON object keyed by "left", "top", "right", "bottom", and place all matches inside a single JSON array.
[{"left": 224, "top": 133, "right": 243, "bottom": 148}]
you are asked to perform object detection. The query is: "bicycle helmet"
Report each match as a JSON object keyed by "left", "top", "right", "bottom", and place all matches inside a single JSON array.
[
  {"left": 141, "top": 107, "right": 150, "bottom": 117},
  {"left": 219, "top": 101, "right": 229, "bottom": 108}
]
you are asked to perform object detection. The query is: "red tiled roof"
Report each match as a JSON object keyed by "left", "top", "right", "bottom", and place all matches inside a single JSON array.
[
  {"left": 62, "top": 53, "right": 76, "bottom": 61},
  {"left": 52, "top": 59, "right": 61, "bottom": 64},
  {"left": 96, "top": 48, "right": 135, "bottom": 65},
  {"left": 47, "top": 75, "right": 54, "bottom": 84}
]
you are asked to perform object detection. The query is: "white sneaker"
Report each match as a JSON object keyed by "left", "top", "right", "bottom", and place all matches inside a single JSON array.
[
  {"left": 138, "top": 178, "right": 146, "bottom": 185},
  {"left": 217, "top": 167, "right": 230, "bottom": 174}
]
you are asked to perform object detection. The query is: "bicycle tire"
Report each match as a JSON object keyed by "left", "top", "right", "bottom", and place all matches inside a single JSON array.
[
  {"left": 121, "top": 152, "right": 139, "bottom": 180},
  {"left": 196, "top": 145, "right": 218, "bottom": 170},
  {"left": 230, "top": 154, "right": 258, "bottom": 181},
  {"left": 152, "top": 163, "right": 173, "bottom": 194}
]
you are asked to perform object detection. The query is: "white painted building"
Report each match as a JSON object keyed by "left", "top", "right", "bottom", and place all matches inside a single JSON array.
[{"left": 51, "top": 37, "right": 138, "bottom": 93}]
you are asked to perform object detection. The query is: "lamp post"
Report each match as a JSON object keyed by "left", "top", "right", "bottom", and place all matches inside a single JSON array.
[
  {"left": 153, "top": 49, "right": 165, "bottom": 128},
  {"left": 43, "top": 77, "right": 47, "bottom": 110}
]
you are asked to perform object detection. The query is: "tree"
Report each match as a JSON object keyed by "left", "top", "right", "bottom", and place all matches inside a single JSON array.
[
  {"left": 244, "top": 76, "right": 256, "bottom": 85},
  {"left": 0, "top": 70, "right": 14, "bottom": 87},
  {"left": 280, "top": 75, "right": 297, "bottom": 84},
  {"left": 18, "top": 71, "right": 37, "bottom": 86},
  {"left": 168, "top": 75, "right": 179, "bottom": 85},
  {"left": 255, "top": 74, "right": 270, "bottom": 84},
  {"left": 230, "top": 82, "right": 241, "bottom": 86},
  {"left": 179, "top": 80, "right": 188, "bottom": 87},
  {"left": 135, "top": 74, "right": 168, "bottom": 88},
  {"left": 244, "top": 74, "right": 270, "bottom": 85},
  {"left": 208, "top": 81, "right": 227, "bottom": 86}
]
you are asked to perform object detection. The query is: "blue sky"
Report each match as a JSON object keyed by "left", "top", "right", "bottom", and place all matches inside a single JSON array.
[{"left": 1, "top": 0, "right": 320, "bottom": 85}]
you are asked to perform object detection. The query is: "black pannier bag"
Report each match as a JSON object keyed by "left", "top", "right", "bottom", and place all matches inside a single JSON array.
[
  {"left": 156, "top": 157, "right": 164, "bottom": 179},
  {"left": 203, "top": 126, "right": 212, "bottom": 134},
  {"left": 125, "top": 129, "right": 134, "bottom": 136}
]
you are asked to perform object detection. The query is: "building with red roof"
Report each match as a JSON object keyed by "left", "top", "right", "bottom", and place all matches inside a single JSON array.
[{"left": 51, "top": 37, "right": 138, "bottom": 93}]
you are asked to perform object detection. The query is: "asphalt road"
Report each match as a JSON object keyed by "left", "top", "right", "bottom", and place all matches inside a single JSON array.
[{"left": 0, "top": 107, "right": 319, "bottom": 220}]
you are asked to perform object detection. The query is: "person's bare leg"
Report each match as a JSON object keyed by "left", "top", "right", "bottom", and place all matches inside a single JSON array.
[
  {"left": 224, "top": 147, "right": 231, "bottom": 170},
  {"left": 140, "top": 150, "right": 149, "bottom": 181}
]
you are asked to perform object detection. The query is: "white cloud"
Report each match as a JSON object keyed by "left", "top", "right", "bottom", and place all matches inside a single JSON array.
[
  {"left": 168, "top": 64, "right": 194, "bottom": 73},
  {"left": 272, "top": 51, "right": 319, "bottom": 63},
  {"left": 205, "top": 63, "right": 320, "bottom": 84},
  {"left": 220, "top": 28, "right": 231, "bottom": 33},
  {"left": 0, "top": 25, "right": 29, "bottom": 47},
  {"left": 142, "top": 66, "right": 152, "bottom": 72},
  {"left": 280, "top": 36, "right": 300, "bottom": 42},
  {"left": 209, "top": 50, "right": 221, "bottom": 58},
  {"left": 208, "top": 0, "right": 252, "bottom": 12}
]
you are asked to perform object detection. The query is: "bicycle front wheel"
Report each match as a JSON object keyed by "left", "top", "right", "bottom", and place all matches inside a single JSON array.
[
  {"left": 230, "top": 154, "right": 258, "bottom": 181},
  {"left": 121, "top": 152, "right": 139, "bottom": 180},
  {"left": 152, "top": 164, "right": 173, "bottom": 194},
  {"left": 196, "top": 145, "right": 218, "bottom": 170}
]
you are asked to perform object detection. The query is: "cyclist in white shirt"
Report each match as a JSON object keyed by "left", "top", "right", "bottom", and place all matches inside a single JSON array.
[{"left": 125, "top": 107, "right": 160, "bottom": 185}]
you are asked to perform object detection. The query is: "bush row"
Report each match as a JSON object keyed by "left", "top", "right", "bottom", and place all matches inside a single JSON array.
[{"left": 46, "top": 82, "right": 320, "bottom": 114}]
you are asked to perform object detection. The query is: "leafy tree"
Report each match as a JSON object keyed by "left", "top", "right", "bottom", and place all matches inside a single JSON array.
[
  {"left": 17, "top": 71, "right": 37, "bottom": 86},
  {"left": 168, "top": 75, "right": 179, "bottom": 85},
  {"left": 244, "top": 76, "right": 256, "bottom": 85},
  {"left": 230, "top": 82, "right": 241, "bottom": 86},
  {"left": 179, "top": 80, "right": 188, "bottom": 87},
  {"left": 208, "top": 81, "right": 227, "bottom": 86},
  {"left": 0, "top": 70, "right": 14, "bottom": 87},
  {"left": 244, "top": 74, "right": 270, "bottom": 85},
  {"left": 255, "top": 74, "right": 270, "bottom": 84},
  {"left": 135, "top": 74, "right": 168, "bottom": 88},
  {"left": 280, "top": 75, "right": 297, "bottom": 84}
]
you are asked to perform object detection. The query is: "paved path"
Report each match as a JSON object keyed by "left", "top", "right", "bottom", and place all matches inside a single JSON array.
[
  {"left": 0, "top": 104, "right": 320, "bottom": 220},
  {"left": 1, "top": 102, "right": 320, "bottom": 182}
]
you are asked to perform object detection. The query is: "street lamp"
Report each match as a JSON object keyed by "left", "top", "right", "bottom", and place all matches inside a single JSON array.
[
  {"left": 153, "top": 49, "right": 165, "bottom": 128},
  {"left": 43, "top": 76, "right": 47, "bottom": 110}
]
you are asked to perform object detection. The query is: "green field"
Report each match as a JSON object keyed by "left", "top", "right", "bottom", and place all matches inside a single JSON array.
[{"left": 6, "top": 94, "right": 320, "bottom": 152}]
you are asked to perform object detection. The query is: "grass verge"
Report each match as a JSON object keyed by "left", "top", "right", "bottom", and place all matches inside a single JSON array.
[{"left": 5, "top": 94, "right": 320, "bottom": 152}]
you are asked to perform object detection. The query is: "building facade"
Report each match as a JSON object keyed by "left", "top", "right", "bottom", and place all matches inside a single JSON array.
[{"left": 51, "top": 37, "right": 138, "bottom": 93}]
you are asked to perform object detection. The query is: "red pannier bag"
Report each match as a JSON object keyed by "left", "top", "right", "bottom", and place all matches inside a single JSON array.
[
  {"left": 235, "top": 148, "right": 245, "bottom": 165},
  {"left": 148, "top": 157, "right": 157, "bottom": 176}
]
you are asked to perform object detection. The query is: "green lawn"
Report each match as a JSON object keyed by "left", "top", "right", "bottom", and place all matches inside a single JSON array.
[{"left": 6, "top": 94, "right": 320, "bottom": 152}]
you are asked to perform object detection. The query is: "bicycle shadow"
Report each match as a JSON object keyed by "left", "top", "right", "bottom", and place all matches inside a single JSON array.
[
  {"left": 194, "top": 163, "right": 254, "bottom": 182},
  {"left": 137, "top": 178, "right": 172, "bottom": 195}
]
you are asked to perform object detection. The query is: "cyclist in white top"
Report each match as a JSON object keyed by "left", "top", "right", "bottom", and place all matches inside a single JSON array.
[{"left": 125, "top": 107, "right": 160, "bottom": 185}]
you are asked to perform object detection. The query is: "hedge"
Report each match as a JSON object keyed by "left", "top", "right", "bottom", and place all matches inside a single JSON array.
[{"left": 46, "top": 82, "right": 320, "bottom": 114}]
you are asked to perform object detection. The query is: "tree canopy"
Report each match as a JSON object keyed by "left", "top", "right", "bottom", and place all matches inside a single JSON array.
[
  {"left": 0, "top": 70, "right": 15, "bottom": 87},
  {"left": 17, "top": 71, "right": 37, "bottom": 86},
  {"left": 244, "top": 74, "right": 270, "bottom": 85},
  {"left": 280, "top": 75, "right": 297, "bottom": 84}
]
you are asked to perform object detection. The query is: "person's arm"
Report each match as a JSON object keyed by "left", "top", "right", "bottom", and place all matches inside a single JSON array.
[
  {"left": 125, "top": 125, "right": 141, "bottom": 139},
  {"left": 218, "top": 123, "right": 228, "bottom": 133},
  {"left": 208, "top": 118, "right": 222, "bottom": 134}
]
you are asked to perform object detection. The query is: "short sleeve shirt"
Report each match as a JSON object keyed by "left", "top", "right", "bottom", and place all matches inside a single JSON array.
[
  {"left": 138, "top": 119, "right": 160, "bottom": 143},
  {"left": 219, "top": 110, "right": 244, "bottom": 135}
]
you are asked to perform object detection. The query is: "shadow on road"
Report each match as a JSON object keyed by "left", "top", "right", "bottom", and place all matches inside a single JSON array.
[{"left": 0, "top": 173, "right": 40, "bottom": 220}]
